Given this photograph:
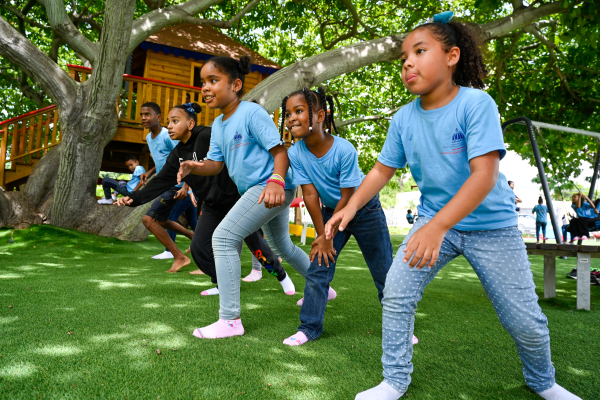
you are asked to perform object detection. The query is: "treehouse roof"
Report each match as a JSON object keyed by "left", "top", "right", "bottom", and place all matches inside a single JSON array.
[{"left": 144, "top": 24, "right": 280, "bottom": 73}]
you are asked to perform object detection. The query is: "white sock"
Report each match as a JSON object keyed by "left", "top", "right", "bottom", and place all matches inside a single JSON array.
[
  {"left": 537, "top": 384, "right": 582, "bottom": 400},
  {"left": 152, "top": 251, "right": 173, "bottom": 260},
  {"left": 201, "top": 287, "right": 219, "bottom": 296},
  {"left": 355, "top": 381, "right": 403, "bottom": 400},
  {"left": 279, "top": 274, "right": 295, "bottom": 295}
]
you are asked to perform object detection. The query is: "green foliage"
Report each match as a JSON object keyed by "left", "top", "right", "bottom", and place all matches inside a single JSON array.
[{"left": 1, "top": 0, "right": 598, "bottom": 189}]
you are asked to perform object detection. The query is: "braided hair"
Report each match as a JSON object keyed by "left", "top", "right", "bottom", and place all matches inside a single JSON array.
[
  {"left": 415, "top": 20, "right": 488, "bottom": 89},
  {"left": 173, "top": 102, "right": 202, "bottom": 127},
  {"left": 279, "top": 86, "right": 340, "bottom": 143}
]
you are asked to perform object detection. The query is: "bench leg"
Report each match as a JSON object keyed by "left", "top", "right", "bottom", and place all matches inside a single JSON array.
[
  {"left": 543, "top": 255, "right": 556, "bottom": 298},
  {"left": 576, "top": 253, "right": 591, "bottom": 311}
]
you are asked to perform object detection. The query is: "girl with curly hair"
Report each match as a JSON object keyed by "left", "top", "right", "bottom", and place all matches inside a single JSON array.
[{"left": 326, "top": 11, "right": 581, "bottom": 400}]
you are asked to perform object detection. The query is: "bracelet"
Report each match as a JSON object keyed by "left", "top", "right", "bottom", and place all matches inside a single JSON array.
[
  {"left": 267, "top": 178, "right": 286, "bottom": 188},
  {"left": 271, "top": 173, "right": 285, "bottom": 182}
]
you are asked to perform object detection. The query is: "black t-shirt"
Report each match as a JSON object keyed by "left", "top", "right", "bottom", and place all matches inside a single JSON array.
[{"left": 128, "top": 125, "right": 240, "bottom": 211}]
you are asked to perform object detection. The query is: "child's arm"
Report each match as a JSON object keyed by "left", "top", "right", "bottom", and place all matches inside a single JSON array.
[
  {"left": 132, "top": 180, "right": 144, "bottom": 192},
  {"left": 325, "top": 161, "right": 397, "bottom": 238},
  {"left": 174, "top": 182, "right": 191, "bottom": 200},
  {"left": 301, "top": 184, "right": 336, "bottom": 267},
  {"left": 582, "top": 193, "right": 598, "bottom": 212},
  {"left": 576, "top": 192, "right": 583, "bottom": 208},
  {"left": 177, "top": 160, "right": 224, "bottom": 184},
  {"left": 140, "top": 167, "right": 155, "bottom": 185},
  {"left": 258, "top": 144, "right": 289, "bottom": 209},
  {"left": 402, "top": 151, "right": 500, "bottom": 270}
]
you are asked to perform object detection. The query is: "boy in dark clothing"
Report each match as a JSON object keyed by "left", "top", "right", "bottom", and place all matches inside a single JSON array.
[{"left": 117, "top": 105, "right": 294, "bottom": 295}]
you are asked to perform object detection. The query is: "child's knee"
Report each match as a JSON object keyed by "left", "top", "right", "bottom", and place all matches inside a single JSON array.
[
  {"left": 142, "top": 215, "right": 155, "bottom": 228},
  {"left": 212, "top": 226, "right": 241, "bottom": 250}
]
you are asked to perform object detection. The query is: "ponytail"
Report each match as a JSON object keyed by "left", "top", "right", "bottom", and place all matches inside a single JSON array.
[{"left": 173, "top": 102, "right": 202, "bottom": 127}]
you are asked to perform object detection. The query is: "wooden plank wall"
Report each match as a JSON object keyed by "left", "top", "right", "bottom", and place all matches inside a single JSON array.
[{"left": 143, "top": 49, "right": 265, "bottom": 126}]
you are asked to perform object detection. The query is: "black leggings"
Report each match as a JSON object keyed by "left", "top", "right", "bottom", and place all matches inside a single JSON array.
[{"left": 190, "top": 203, "right": 286, "bottom": 284}]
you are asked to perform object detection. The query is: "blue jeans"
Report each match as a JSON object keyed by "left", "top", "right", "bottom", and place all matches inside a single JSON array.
[
  {"left": 299, "top": 195, "right": 392, "bottom": 340},
  {"left": 381, "top": 217, "right": 554, "bottom": 394},
  {"left": 561, "top": 225, "right": 570, "bottom": 242},
  {"left": 166, "top": 196, "right": 197, "bottom": 251},
  {"left": 213, "top": 185, "right": 310, "bottom": 320},
  {"left": 102, "top": 177, "right": 129, "bottom": 198},
  {"left": 536, "top": 221, "right": 547, "bottom": 241}
]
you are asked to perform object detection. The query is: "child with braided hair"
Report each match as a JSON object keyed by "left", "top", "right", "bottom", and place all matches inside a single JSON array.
[{"left": 280, "top": 87, "right": 393, "bottom": 346}]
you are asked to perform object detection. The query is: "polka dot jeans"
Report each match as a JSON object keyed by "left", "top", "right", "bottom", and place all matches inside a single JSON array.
[{"left": 381, "top": 217, "right": 555, "bottom": 394}]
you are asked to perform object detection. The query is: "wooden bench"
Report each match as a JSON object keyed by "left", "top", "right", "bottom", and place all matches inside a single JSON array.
[{"left": 525, "top": 242, "right": 593, "bottom": 310}]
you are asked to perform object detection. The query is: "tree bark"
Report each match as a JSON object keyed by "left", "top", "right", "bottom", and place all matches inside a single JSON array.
[{"left": 50, "top": 0, "right": 137, "bottom": 228}]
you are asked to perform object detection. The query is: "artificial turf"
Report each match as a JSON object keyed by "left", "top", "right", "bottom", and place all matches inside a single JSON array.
[{"left": 0, "top": 225, "right": 598, "bottom": 400}]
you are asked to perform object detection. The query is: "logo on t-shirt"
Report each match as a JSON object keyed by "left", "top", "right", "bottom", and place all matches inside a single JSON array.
[
  {"left": 234, "top": 132, "right": 243, "bottom": 142},
  {"left": 441, "top": 128, "right": 467, "bottom": 155}
]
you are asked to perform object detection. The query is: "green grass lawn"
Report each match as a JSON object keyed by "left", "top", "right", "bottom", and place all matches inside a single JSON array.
[{"left": 0, "top": 225, "right": 598, "bottom": 400}]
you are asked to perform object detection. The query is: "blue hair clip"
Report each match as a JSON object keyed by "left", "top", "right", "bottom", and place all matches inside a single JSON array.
[
  {"left": 432, "top": 11, "right": 453, "bottom": 24},
  {"left": 183, "top": 102, "right": 196, "bottom": 114}
]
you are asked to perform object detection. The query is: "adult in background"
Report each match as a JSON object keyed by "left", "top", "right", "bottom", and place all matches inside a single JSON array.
[
  {"left": 508, "top": 180, "right": 522, "bottom": 212},
  {"left": 532, "top": 197, "right": 548, "bottom": 244}
]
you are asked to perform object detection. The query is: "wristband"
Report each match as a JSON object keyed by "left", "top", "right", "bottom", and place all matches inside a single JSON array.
[
  {"left": 267, "top": 178, "right": 286, "bottom": 188},
  {"left": 271, "top": 173, "right": 285, "bottom": 181}
]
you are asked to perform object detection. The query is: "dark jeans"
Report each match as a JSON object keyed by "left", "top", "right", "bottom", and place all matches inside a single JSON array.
[
  {"left": 102, "top": 177, "right": 130, "bottom": 199},
  {"left": 535, "top": 221, "right": 547, "bottom": 241},
  {"left": 190, "top": 203, "right": 286, "bottom": 284},
  {"left": 298, "top": 195, "right": 393, "bottom": 340},
  {"left": 166, "top": 196, "right": 197, "bottom": 251},
  {"left": 561, "top": 225, "right": 570, "bottom": 242}
]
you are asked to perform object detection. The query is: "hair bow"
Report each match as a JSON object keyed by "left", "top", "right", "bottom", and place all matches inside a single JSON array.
[
  {"left": 432, "top": 11, "right": 453, "bottom": 24},
  {"left": 183, "top": 102, "right": 196, "bottom": 114}
]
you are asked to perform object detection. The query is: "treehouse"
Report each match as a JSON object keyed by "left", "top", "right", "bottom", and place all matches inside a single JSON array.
[{"left": 0, "top": 24, "right": 286, "bottom": 190}]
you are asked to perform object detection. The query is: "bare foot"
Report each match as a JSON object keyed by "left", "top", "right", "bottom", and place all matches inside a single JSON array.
[
  {"left": 189, "top": 269, "right": 205, "bottom": 275},
  {"left": 166, "top": 256, "right": 191, "bottom": 273},
  {"left": 185, "top": 247, "right": 191, "bottom": 253}
]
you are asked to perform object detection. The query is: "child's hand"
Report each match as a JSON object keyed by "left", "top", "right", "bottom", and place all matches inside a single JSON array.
[
  {"left": 310, "top": 235, "right": 337, "bottom": 267},
  {"left": 174, "top": 187, "right": 188, "bottom": 200},
  {"left": 403, "top": 222, "right": 446, "bottom": 269},
  {"left": 258, "top": 182, "right": 285, "bottom": 209},
  {"left": 324, "top": 206, "right": 357, "bottom": 239},
  {"left": 190, "top": 192, "right": 197, "bottom": 207},
  {"left": 140, "top": 172, "right": 149, "bottom": 185},
  {"left": 178, "top": 161, "right": 202, "bottom": 184},
  {"left": 115, "top": 196, "right": 133, "bottom": 206}
]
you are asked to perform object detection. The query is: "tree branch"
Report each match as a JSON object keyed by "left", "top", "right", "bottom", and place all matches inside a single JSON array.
[
  {"left": 0, "top": 17, "right": 76, "bottom": 109},
  {"left": 39, "top": 0, "right": 98, "bottom": 63},
  {"left": 478, "top": 1, "right": 576, "bottom": 41},
  {"left": 0, "top": 3, "right": 50, "bottom": 29},
  {"left": 127, "top": 0, "right": 226, "bottom": 54},
  {"left": 336, "top": 106, "right": 402, "bottom": 129},
  {"left": 181, "top": 0, "right": 261, "bottom": 29},
  {"left": 322, "top": 0, "right": 360, "bottom": 50}
]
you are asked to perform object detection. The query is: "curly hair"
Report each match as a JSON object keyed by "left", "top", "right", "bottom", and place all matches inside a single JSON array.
[
  {"left": 280, "top": 87, "right": 340, "bottom": 143},
  {"left": 415, "top": 21, "right": 488, "bottom": 89}
]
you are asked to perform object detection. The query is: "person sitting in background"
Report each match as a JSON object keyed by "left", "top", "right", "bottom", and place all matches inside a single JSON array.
[
  {"left": 561, "top": 213, "right": 571, "bottom": 243},
  {"left": 532, "top": 196, "right": 548, "bottom": 244},
  {"left": 406, "top": 209, "right": 415, "bottom": 224},
  {"left": 98, "top": 155, "right": 145, "bottom": 205},
  {"left": 568, "top": 192, "right": 600, "bottom": 242}
]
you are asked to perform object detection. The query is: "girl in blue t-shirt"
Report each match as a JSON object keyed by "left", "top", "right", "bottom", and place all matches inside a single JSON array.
[
  {"left": 326, "top": 12, "right": 580, "bottom": 400},
  {"left": 532, "top": 197, "right": 549, "bottom": 243},
  {"left": 280, "top": 87, "right": 394, "bottom": 347},
  {"left": 177, "top": 55, "right": 309, "bottom": 339}
]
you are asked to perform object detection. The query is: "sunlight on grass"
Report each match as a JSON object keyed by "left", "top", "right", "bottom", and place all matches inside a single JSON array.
[
  {"left": 0, "top": 272, "right": 23, "bottom": 279},
  {"left": 35, "top": 345, "right": 82, "bottom": 356},
  {"left": 88, "top": 279, "right": 143, "bottom": 289},
  {"left": 0, "top": 316, "right": 18, "bottom": 324},
  {"left": 0, "top": 362, "right": 37, "bottom": 378},
  {"left": 137, "top": 322, "right": 175, "bottom": 335},
  {"left": 89, "top": 333, "right": 131, "bottom": 343}
]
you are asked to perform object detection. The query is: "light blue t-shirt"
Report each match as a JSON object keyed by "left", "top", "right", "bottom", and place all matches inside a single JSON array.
[
  {"left": 207, "top": 101, "right": 295, "bottom": 195},
  {"left": 378, "top": 87, "right": 517, "bottom": 231},
  {"left": 288, "top": 135, "right": 365, "bottom": 209},
  {"left": 532, "top": 204, "right": 548, "bottom": 223},
  {"left": 127, "top": 165, "right": 146, "bottom": 192},
  {"left": 572, "top": 202, "right": 596, "bottom": 218},
  {"left": 146, "top": 127, "right": 178, "bottom": 174}
]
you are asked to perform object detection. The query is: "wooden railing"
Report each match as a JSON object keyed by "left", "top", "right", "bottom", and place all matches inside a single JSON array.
[
  {"left": 68, "top": 64, "right": 221, "bottom": 128},
  {"left": 0, "top": 105, "right": 61, "bottom": 187},
  {"left": 1, "top": 65, "right": 286, "bottom": 188}
]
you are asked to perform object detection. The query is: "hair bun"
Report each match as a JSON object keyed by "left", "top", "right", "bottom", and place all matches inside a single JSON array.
[
  {"left": 191, "top": 102, "right": 203, "bottom": 114},
  {"left": 239, "top": 55, "right": 251, "bottom": 75}
]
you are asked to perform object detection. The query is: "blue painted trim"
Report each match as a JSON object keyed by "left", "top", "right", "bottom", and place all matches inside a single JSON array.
[{"left": 140, "top": 42, "right": 279, "bottom": 75}]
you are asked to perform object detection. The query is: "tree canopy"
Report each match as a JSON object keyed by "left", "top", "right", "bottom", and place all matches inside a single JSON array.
[{"left": 1, "top": 0, "right": 598, "bottom": 191}]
